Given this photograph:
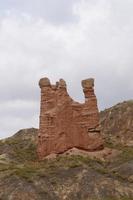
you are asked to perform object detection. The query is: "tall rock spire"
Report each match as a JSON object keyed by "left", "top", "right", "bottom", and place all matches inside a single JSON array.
[{"left": 37, "top": 77, "right": 103, "bottom": 159}]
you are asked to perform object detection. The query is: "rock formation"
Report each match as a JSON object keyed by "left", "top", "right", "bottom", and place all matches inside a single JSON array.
[{"left": 37, "top": 78, "right": 103, "bottom": 159}]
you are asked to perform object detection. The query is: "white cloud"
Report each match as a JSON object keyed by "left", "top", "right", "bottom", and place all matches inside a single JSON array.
[{"left": 0, "top": 0, "right": 133, "bottom": 138}]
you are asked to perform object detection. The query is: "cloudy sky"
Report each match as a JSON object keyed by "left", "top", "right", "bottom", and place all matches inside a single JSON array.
[{"left": 0, "top": 0, "right": 133, "bottom": 138}]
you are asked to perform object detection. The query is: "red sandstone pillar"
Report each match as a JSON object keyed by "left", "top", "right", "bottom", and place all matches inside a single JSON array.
[{"left": 37, "top": 77, "right": 103, "bottom": 159}]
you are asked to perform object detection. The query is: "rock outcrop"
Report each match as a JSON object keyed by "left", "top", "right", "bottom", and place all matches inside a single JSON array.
[{"left": 37, "top": 78, "right": 103, "bottom": 159}]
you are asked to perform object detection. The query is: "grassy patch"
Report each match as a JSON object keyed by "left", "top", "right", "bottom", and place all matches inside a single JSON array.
[
  {"left": 13, "top": 165, "right": 38, "bottom": 182},
  {"left": 2, "top": 138, "right": 37, "bottom": 162}
]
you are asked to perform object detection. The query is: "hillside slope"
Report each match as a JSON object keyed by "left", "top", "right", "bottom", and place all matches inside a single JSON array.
[
  {"left": 100, "top": 100, "right": 133, "bottom": 146},
  {"left": 0, "top": 101, "right": 133, "bottom": 200}
]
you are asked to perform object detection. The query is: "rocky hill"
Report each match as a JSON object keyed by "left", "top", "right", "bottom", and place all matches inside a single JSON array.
[
  {"left": 100, "top": 100, "right": 133, "bottom": 147},
  {"left": 0, "top": 101, "right": 133, "bottom": 200}
]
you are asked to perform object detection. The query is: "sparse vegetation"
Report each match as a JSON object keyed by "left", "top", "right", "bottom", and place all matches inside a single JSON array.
[{"left": 0, "top": 114, "right": 133, "bottom": 200}]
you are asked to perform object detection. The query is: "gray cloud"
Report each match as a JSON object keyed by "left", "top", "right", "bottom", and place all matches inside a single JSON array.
[
  {"left": 0, "top": 0, "right": 133, "bottom": 138},
  {"left": 0, "top": 0, "right": 79, "bottom": 24}
]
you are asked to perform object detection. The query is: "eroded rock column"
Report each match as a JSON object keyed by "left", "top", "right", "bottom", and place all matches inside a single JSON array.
[{"left": 37, "top": 77, "right": 103, "bottom": 159}]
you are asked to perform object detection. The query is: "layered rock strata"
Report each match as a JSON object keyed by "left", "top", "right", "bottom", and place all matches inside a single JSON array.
[{"left": 37, "top": 78, "right": 103, "bottom": 159}]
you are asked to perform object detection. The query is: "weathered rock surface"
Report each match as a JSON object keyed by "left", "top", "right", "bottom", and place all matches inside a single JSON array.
[
  {"left": 100, "top": 100, "right": 133, "bottom": 146},
  {"left": 38, "top": 78, "right": 103, "bottom": 159}
]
